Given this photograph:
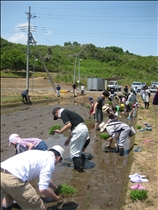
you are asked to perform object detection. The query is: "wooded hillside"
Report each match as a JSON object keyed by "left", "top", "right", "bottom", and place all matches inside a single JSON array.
[{"left": 1, "top": 37, "right": 158, "bottom": 85}]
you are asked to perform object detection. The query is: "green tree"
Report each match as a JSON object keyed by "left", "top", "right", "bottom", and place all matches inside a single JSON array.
[{"left": 1, "top": 49, "right": 26, "bottom": 70}]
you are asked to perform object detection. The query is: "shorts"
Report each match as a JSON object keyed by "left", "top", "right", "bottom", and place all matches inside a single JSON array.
[
  {"left": 35, "top": 141, "right": 48, "bottom": 150},
  {"left": 95, "top": 109, "right": 103, "bottom": 122},
  {"left": 1, "top": 172, "right": 45, "bottom": 210}
]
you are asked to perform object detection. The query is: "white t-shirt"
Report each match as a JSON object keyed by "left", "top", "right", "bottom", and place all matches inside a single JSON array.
[
  {"left": 1, "top": 150, "right": 56, "bottom": 190},
  {"left": 81, "top": 85, "right": 85, "bottom": 90}
]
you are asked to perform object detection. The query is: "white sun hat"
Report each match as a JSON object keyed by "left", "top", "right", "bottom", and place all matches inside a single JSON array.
[
  {"left": 51, "top": 145, "right": 65, "bottom": 159},
  {"left": 9, "top": 133, "right": 19, "bottom": 146}
]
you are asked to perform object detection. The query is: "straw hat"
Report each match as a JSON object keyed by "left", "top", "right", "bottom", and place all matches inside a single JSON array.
[
  {"left": 102, "top": 105, "right": 109, "bottom": 113},
  {"left": 99, "top": 122, "right": 108, "bottom": 132}
]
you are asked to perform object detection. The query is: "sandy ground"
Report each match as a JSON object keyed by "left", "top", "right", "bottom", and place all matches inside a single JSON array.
[{"left": 1, "top": 77, "right": 158, "bottom": 210}]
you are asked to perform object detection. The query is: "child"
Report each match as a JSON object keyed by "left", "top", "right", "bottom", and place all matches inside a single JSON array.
[
  {"left": 107, "top": 105, "right": 119, "bottom": 124},
  {"left": 88, "top": 96, "right": 94, "bottom": 118}
]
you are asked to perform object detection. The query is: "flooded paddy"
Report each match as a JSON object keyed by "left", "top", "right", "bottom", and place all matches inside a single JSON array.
[{"left": 1, "top": 98, "right": 136, "bottom": 210}]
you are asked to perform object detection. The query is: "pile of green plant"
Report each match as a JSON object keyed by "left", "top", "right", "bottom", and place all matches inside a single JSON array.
[
  {"left": 136, "top": 125, "right": 142, "bottom": 129},
  {"left": 49, "top": 125, "right": 61, "bottom": 135},
  {"left": 130, "top": 190, "right": 148, "bottom": 201},
  {"left": 56, "top": 184, "right": 77, "bottom": 195},
  {"left": 100, "top": 133, "right": 109, "bottom": 139},
  {"left": 119, "top": 107, "right": 124, "bottom": 112},
  {"left": 108, "top": 102, "right": 113, "bottom": 105},
  {"left": 87, "top": 105, "right": 90, "bottom": 109}
]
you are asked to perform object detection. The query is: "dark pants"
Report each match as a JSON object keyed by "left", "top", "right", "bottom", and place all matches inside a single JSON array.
[
  {"left": 144, "top": 102, "right": 149, "bottom": 109},
  {"left": 22, "top": 94, "right": 28, "bottom": 102}
]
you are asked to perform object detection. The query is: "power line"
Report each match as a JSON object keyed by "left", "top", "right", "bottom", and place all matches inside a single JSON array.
[
  {"left": 32, "top": 6, "right": 155, "bottom": 10},
  {"left": 1, "top": 27, "right": 157, "bottom": 40}
]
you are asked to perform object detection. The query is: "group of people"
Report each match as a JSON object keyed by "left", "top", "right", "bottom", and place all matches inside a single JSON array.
[
  {"left": 87, "top": 88, "right": 138, "bottom": 157},
  {"left": 56, "top": 83, "right": 85, "bottom": 98},
  {"left": 1, "top": 133, "right": 65, "bottom": 210},
  {"left": 1, "top": 104, "right": 92, "bottom": 209},
  {"left": 72, "top": 83, "right": 85, "bottom": 97},
  {"left": 3, "top": 82, "right": 157, "bottom": 209}
]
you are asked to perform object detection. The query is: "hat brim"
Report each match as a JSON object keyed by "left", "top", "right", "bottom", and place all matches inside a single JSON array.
[
  {"left": 102, "top": 108, "right": 109, "bottom": 113},
  {"left": 54, "top": 116, "right": 58, "bottom": 120},
  {"left": 100, "top": 127, "right": 105, "bottom": 132}
]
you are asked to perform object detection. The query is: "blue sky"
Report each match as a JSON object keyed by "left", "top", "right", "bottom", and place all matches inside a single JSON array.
[{"left": 1, "top": 1, "right": 158, "bottom": 56}]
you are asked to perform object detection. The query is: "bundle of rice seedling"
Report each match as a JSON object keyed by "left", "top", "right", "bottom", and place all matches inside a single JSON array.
[
  {"left": 100, "top": 133, "right": 109, "bottom": 139},
  {"left": 49, "top": 125, "right": 61, "bottom": 135}
]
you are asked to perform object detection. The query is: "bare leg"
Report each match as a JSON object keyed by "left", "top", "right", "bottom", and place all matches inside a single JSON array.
[{"left": 95, "top": 122, "right": 100, "bottom": 130}]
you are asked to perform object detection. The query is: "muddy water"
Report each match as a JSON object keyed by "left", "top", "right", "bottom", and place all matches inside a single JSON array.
[{"left": 1, "top": 99, "right": 136, "bottom": 210}]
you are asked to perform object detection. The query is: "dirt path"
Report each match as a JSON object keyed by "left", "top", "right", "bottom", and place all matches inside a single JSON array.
[
  {"left": 1, "top": 77, "right": 158, "bottom": 210},
  {"left": 124, "top": 104, "right": 158, "bottom": 210}
]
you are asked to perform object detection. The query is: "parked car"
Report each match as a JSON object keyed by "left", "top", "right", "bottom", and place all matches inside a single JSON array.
[
  {"left": 149, "top": 81, "right": 158, "bottom": 93},
  {"left": 131, "top": 82, "right": 143, "bottom": 92}
]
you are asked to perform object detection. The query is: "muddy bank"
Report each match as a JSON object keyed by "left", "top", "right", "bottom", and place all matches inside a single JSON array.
[{"left": 1, "top": 98, "right": 135, "bottom": 210}]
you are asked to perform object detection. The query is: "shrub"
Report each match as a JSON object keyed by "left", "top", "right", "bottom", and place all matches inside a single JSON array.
[
  {"left": 100, "top": 133, "right": 109, "bottom": 139},
  {"left": 130, "top": 190, "right": 148, "bottom": 201},
  {"left": 57, "top": 184, "right": 77, "bottom": 195},
  {"left": 49, "top": 125, "right": 61, "bottom": 135}
]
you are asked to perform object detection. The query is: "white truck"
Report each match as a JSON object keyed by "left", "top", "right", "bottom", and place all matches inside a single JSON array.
[{"left": 107, "top": 81, "right": 122, "bottom": 92}]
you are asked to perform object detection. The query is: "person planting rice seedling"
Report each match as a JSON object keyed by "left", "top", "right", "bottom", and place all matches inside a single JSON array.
[
  {"left": 52, "top": 107, "right": 89, "bottom": 172},
  {"left": 0, "top": 145, "right": 65, "bottom": 210}
]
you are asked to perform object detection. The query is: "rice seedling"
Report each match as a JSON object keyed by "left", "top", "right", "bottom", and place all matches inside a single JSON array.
[
  {"left": 100, "top": 133, "right": 109, "bottom": 139},
  {"left": 130, "top": 189, "right": 148, "bottom": 201},
  {"left": 49, "top": 125, "right": 61, "bottom": 135},
  {"left": 57, "top": 184, "right": 77, "bottom": 195},
  {"left": 136, "top": 125, "right": 142, "bottom": 129},
  {"left": 119, "top": 107, "right": 124, "bottom": 112}
]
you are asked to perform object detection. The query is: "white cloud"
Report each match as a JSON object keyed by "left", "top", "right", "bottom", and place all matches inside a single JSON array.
[
  {"left": 15, "top": 22, "right": 28, "bottom": 31},
  {"left": 8, "top": 32, "right": 27, "bottom": 44},
  {"left": 6, "top": 22, "right": 29, "bottom": 44}
]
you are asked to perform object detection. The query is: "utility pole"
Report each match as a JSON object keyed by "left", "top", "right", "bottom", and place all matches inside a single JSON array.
[
  {"left": 73, "top": 53, "right": 77, "bottom": 84},
  {"left": 77, "top": 58, "right": 82, "bottom": 86},
  {"left": 25, "top": 6, "right": 31, "bottom": 90},
  {"left": 31, "top": 34, "right": 56, "bottom": 92}
]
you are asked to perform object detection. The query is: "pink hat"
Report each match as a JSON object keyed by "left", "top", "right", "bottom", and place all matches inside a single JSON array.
[{"left": 9, "top": 134, "right": 19, "bottom": 146}]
